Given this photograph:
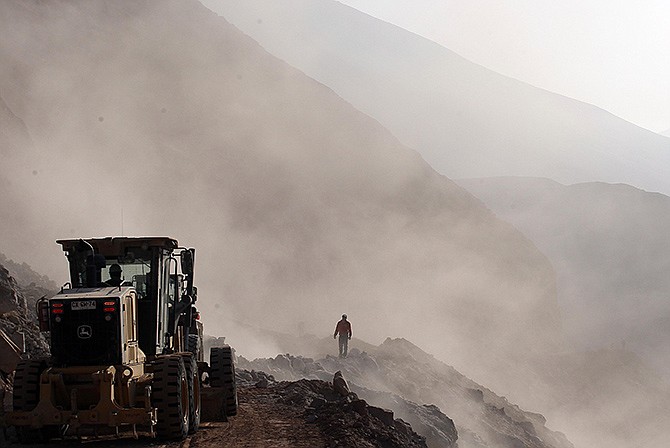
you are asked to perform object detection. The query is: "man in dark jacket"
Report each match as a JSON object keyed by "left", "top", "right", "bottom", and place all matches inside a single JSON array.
[{"left": 333, "top": 314, "right": 352, "bottom": 358}]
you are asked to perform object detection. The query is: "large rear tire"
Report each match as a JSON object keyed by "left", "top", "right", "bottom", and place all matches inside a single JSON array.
[
  {"left": 183, "top": 354, "right": 201, "bottom": 434},
  {"left": 13, "top": 360, "right": 45, "bottom": 444},
  {"left": 152, "top": 355, "right": 190, "bottom": 440},
  {"left": 210, "top": 345, "right": 237, "bottom": 417}
]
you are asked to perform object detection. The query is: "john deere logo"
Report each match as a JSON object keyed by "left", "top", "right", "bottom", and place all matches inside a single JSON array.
[{"left": 77, "top": 325, "right": 92, "bottom": 339}]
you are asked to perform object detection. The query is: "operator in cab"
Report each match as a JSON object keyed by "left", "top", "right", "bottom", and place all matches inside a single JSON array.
[{"left": 104, "top": 263, "right": 124, "bottom": 286}]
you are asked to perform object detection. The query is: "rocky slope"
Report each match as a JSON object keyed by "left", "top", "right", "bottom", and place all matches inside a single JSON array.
[
  {"left": 233, "top": 375, "right": 430, "bottom": 448},
  {"left": 205, "top": 0, "right": 670, "bottom": 194},
  {"left": 237, "top": 338, "right": 574, "bottom": 448},
  {"left": 0, "top": 254, "right": 57, "bottom": 294},
  {"left": 0, "top": 0, "right": 562, "bottom": 389},
  {"left": 0, "top": 260, "right": 51, "bottom": 407}
]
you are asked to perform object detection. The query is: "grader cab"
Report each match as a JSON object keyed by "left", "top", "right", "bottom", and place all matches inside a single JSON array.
[{"left": 5, "top": 237, "right": 237, "bottom": 442}]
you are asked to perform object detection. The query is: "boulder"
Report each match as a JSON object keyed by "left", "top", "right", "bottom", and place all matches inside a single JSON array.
[
  {"left": 273, "top": 354, "right": 291, "bottom": 371},
  {"left": 333, "top": 370, "right": 350, "bottom": 396},
  {"left": 291, "top": 356, "right": 306, "bottom": 373},
  {"left": 369, "top": 405, "right": 395, "bottom": 426}
]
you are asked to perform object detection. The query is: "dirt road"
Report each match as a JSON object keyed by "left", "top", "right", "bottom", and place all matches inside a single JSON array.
[{"left": 190, "top": 386, "right": 326, "bottom": 448}]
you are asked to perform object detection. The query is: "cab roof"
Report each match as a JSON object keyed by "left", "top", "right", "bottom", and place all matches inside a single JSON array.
[{"left": 57, "top": 237, "right": 179, "bottom": 255}]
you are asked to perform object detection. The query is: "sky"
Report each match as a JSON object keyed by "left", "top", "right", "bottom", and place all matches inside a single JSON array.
[{"left": 335, "top": 0, "right": 670, "bottom": 133}]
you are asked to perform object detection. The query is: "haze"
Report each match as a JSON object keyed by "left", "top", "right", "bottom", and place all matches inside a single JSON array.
[
  {"left": 334, "top": 0, "right": 670, "bottom": 132},
  {"left": 205, "top": 0, "right": 670, "bottom": 196}
]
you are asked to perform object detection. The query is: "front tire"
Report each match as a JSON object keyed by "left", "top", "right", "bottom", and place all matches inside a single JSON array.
[
  {"left": 183, "top": 353, "right": 201, "bottom": 434},
  {"left": 152, "top": 355, "right": 190, "bottom": 440},
  {"left": 13, "top": 360, "right": 48, "bottom": 444},
  {"left": 210, "top": 345, "right": 238, "bottom": 416}
]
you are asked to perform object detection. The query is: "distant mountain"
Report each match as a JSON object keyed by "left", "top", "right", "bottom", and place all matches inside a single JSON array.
[
  {"left": 0, "top": 0, "right": 561, "bottom": 391},
  {"left": 207, "top": 0, "right": 670, "bottom": 194},
  {"left": 661, "top": 128, "right": 670, "bottom": 138},
  {"left": 459, "top": 177, "right": 670, "bottom": 378}
]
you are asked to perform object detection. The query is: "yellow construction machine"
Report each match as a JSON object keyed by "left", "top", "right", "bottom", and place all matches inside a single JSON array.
[{"left": 3, "top": 237, "right": 237, "bottom": 442}]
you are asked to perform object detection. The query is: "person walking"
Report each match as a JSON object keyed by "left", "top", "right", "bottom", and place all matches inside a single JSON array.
[{"left": 333, "top": 314, "right": 352, "bottom": 358}]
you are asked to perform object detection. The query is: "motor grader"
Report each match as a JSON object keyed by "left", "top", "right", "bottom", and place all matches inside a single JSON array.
[{"left": 4, "top": 237, "right": 237, "bottom": 442}]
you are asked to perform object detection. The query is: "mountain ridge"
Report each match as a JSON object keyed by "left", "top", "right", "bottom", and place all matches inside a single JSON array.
[{"left": 208, "top": 0, "right": 670, "bottom": 194}]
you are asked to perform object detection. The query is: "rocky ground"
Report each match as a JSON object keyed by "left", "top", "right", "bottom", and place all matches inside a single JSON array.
[
  {"left": 237, "top": 340, "right": 574, "bottom": 448},
  {"left": 192, "top": 372, "right": 427, "bottom": 448}
]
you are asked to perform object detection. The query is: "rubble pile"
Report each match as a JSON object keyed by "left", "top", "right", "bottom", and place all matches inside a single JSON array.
[
  {"left": 236, "top": 368, "right": 277, "bottom": 388},
  {"left": 350, "top": 386, "right": 458, "bottom": 448},
  {"left": 238, "top": 339, "right": 574, "bottom": 448},
  {"left": 275, "top": 376, "right": 428, "bottom": 447},
  {"left": 237, "top": 354, "right": 459, "bottom": 447},
  {"left": 237, "top": 353, "right": 333, "bottom": 382}
]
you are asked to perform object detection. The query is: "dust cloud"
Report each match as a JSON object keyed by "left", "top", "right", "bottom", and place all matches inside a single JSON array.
[
  {"left": 0, "top": 0, "right": 559, "bottom": 371},
  {"left": 0, "top": 1, "right": 667, "bottom": 447}
]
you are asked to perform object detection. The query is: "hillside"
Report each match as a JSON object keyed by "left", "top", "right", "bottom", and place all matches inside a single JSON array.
[
  {"left": 0, "top": 261, "right": 51, "bottom": 398},
  {"left": 207, "top": 0, "right": 670, "bottom": 194}
]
